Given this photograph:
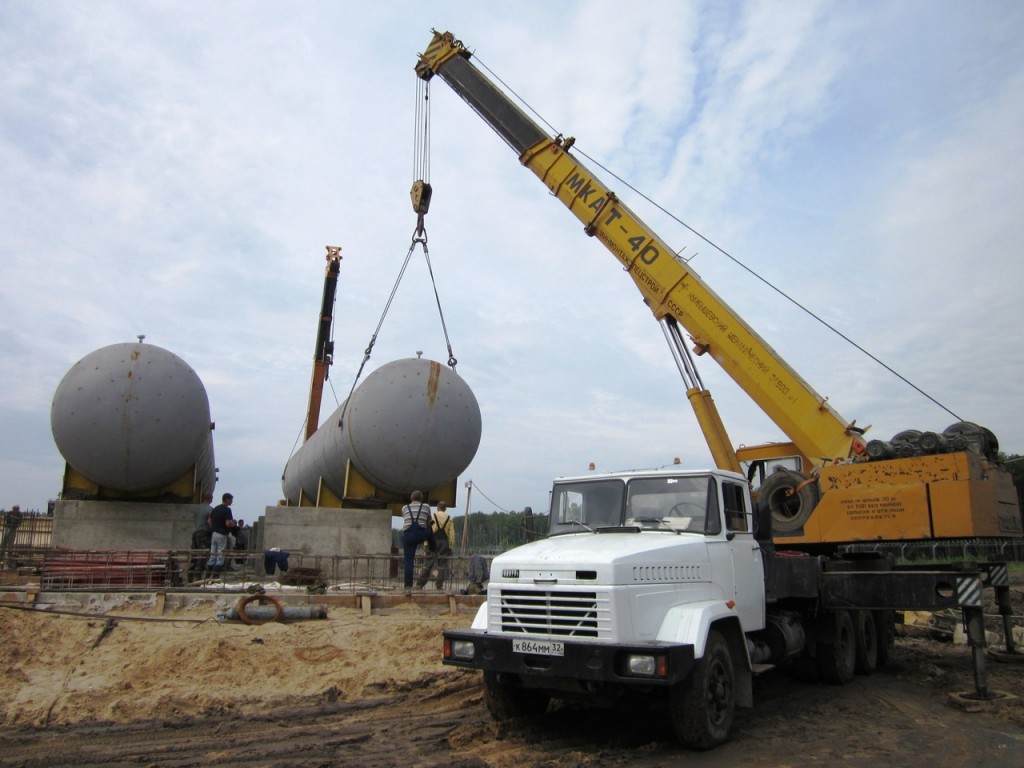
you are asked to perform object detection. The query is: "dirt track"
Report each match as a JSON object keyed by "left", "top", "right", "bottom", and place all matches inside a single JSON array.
[{"left": 1, "top": 590, "right": 1022, "bottom": 768}]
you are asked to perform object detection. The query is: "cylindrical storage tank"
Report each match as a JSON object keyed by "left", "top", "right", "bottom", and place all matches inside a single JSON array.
[
  {"left": 51, "top": 341, "right": 216, "bottom": 494},
  {"left": 282, "top": 357, "right": 481, "bottom": 504}
]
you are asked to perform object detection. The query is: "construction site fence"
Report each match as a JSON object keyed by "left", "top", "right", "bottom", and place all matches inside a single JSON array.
[
  {"left": 1, "top": 547, "right": 493, "bottom": 594},
  {"left": 2, "top": 538, "right": 1021, "bottom": 594},
  {"left": 0, "top": 512, "right": 53, "bottom": 550}
]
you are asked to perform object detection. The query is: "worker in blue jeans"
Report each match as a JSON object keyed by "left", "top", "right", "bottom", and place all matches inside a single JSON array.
[
  {"left": 401, "top": 490, "right": 435, "bottom": 595},
  {"left": 206, "top": 492, "right": 235, "bottom": 577}
]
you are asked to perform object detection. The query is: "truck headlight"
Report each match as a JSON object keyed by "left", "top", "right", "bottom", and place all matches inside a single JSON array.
[
  {"left": 445, "top": 638, "right": 475, "bottom": 660},
  {"left": 626, "top": 654, "right": 667, "bottom": 678}
]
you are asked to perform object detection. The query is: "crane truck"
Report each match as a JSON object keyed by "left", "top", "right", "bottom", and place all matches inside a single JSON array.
[{"left": 416, "top": 31, "right": 1022, "bottom": 749}]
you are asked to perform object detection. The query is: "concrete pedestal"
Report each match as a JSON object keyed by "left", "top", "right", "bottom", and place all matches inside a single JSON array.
[
  {"left": 50, "top": 502, "right": 393, "bottom": 562},
  {"left": 52, "top": 500, "right": 197, "bottom": 550},
  {"left": 262, "top": 506, "right": 392, "bottom": 558}
]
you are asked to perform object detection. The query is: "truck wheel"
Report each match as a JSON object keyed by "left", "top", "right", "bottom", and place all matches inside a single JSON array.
[
  {"left": 670, "top": 630, "right": 735, "bottom": 750},
  {"left": 482, "top": 672, "right": 549, "bottom": 721},
  {"left": 874, "top": 610, "right": 896, "bottom": 666},
  {"left": 757, "top": 469, "right": 818, "bottom": 534},
  {"left": 854, "top": 610, "right": 878, "bottom": 675},
  {"left": 818, "top": 610, "right": 856, "bottom": 684}
]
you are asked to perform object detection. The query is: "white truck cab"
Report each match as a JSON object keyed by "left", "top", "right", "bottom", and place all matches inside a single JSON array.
[{"left": 444, "top": 468, "right": 766, "bottom": 749}]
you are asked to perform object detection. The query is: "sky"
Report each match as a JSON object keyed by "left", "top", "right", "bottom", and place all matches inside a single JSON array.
[{"left": 2, "top": 1, "right": 1023, "bottom": 522}]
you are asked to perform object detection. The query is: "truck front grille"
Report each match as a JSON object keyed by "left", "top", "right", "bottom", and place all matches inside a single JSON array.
[{"left": 497, "top": 589, "right": 609, "bottom": 638}]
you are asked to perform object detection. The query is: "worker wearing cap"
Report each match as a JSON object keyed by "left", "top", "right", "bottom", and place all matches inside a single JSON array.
[{"left": 416, "top": 501, "right": 454, "bottom": 591}]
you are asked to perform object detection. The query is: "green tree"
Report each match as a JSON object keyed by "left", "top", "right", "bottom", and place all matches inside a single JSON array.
[
  {"left": 449, "top": 508, "right": 550, "bottom": 554},
  {"left": 999, "top": 452, "right": 1024, "bottom": 514}
]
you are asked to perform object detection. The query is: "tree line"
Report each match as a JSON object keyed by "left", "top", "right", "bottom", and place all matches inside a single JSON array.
[
  {"left": 393, "top": 509, "right": 549, "bottom": 554},
  {"left": 1001, "top": 453, "right": 1024, "bottom": 512}
]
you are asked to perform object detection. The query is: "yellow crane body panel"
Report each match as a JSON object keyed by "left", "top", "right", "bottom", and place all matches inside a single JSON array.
[{"left": 776, "top": 452, "right": 1023, "bottom": 545}]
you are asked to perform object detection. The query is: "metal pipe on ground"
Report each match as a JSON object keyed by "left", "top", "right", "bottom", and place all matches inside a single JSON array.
[{"left": 221, "top": 603, "right": 328, "bottom": 624}]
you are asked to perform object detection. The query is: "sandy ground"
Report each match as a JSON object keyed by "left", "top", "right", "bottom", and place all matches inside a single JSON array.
[{"left": 1, "top": 587, "right": 1023, "bottom": 768}]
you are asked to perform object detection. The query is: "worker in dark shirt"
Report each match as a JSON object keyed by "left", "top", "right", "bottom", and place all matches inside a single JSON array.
[{"left": 205, "top": 493, "right": 236, "bottom": 577}]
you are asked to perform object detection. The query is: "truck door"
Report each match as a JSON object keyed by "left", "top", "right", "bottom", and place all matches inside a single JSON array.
[{"left": 715, "top": 479, "right": 766, "bottom": 631}]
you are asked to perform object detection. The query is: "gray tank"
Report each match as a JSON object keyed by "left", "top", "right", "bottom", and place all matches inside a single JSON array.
[
  {"left": 283, "top": 357, "right": 481, "bottom": 504},
  {"left": 51, "top": 342, "right": 216, "bottom": 494}
]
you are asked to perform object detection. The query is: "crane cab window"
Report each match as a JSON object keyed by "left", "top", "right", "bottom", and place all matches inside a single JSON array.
[
  {"left": 722, "top": 481, "right": 749, "bottom": 533},
  {"left": 743, "top": 456, "right": 802, "bottom": 491}
]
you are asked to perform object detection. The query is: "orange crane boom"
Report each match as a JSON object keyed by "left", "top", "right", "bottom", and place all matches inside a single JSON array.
[{"left": 306, "top": 246, "right": 342, "bottom": 441}]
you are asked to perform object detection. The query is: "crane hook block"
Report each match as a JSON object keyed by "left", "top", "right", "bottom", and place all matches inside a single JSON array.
[{"left": 411, "top": 180, "right": 432, "bottom": 215}]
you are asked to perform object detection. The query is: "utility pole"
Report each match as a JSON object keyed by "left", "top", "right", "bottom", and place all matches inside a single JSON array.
[{"left": 460, "top": 479, "right": 472, "bottom": 555}]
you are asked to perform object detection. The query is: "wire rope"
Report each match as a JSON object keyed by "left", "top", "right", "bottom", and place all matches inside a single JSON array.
[
  {"left": 476, "top": 53, "right": 960, "bottom": 422},
  {"left": 467, "top": 482, "right": 510, "bottom": 514},
  {"left": 336, "top": 78, "right": 457, "bottom": 428},
  {"left": 573, "top": 147, "right": 962, "bottom": 422}
]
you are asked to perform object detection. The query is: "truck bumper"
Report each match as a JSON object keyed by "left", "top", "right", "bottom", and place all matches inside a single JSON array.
[{"left": 443, "top": 629, "right": 695, "bottom": 687}]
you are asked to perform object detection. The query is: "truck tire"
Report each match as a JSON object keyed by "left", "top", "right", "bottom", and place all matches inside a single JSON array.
[
  {"left": 669, "top": 629, "right": 735, "bottom": 750},
  {"left": 817, "top": 610, "right": 856, "bottom": 684},
  {"left": 482, "top": 672, "right": 549, "bottom": 721},
  {"left": 854, "top": 610, "right": 878, "bottom": 675},
  {"left": 874, "top": 610, "right": 896, "bottom": 666},
  {"left": 757, "top": 469, "right": 819, "bottom": 534}
]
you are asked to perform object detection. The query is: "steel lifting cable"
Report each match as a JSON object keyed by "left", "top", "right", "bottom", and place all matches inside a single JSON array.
[
  {"left": 571, "top": 145, "right": 963, "bottom": 423},
  {"left": 415, "top": 231, "right": 459, "bottom": 371},
  {"left": 413, "top": 76, "right": 430, "bottom": 191},
  {"left": 473, "top": 53, "right": 961, "bottom": 422},
  {"left": 335, "top": 242, "right": 417, "bottom": 429},
  {"left": 336, "top": 76, "right": 458, "bottom": 429},
  {"left": 410, "top": 76, "right": 458, "bottom": 371}
]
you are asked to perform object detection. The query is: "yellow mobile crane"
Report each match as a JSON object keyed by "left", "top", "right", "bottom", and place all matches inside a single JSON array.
[{"left": 416, "top": 30, "right": 1021, "bottom": 548}]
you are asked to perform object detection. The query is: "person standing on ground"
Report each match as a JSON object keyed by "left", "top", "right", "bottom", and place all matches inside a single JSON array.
[
  {"left": 416, "top": 501, "right": 454, "bottom": 591},
  {"left": 230, "top": 518, "right": 248, "bottom": 570},
  {"left": 401, "top": 490, "right": 434, "bottom": 595},
  {"left": 192, "top": 493, "right": 213, "bottom": 550},
  {"left": 206, "top": 493, "right": 236, "bottom": 577},
  {"left": 189, "top": 493, "right": 214, "bottom": 581},
  {"left": 1, "top": 505, "right": 23, "bottom": 565}
]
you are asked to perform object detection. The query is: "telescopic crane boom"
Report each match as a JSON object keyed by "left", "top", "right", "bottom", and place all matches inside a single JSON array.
[
  {"left": 416, "top": 31, "right": 864, "bottom": 473},
  {"left": 305, "top": 246, "right": 342, "bottom": 441}
]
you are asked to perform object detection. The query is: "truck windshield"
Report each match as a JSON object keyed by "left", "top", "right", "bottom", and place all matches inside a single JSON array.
[
  {"left": 548, "top": 480, "right": 624, "bottom": 534},
  {"left": 547, "top": 475, "right": 720, "bottom": 535},
  {"left": 625, "top": 475, "right": 718, "bottom": 534}
]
